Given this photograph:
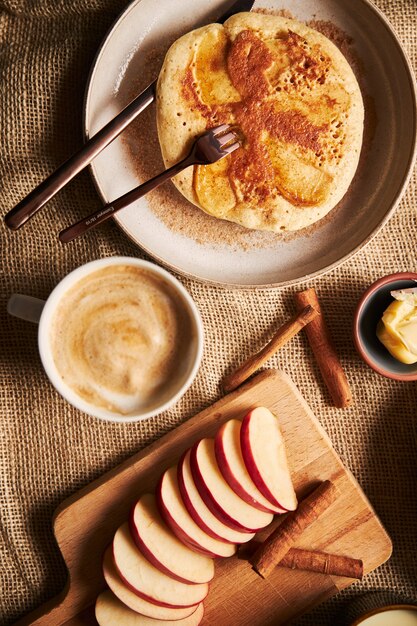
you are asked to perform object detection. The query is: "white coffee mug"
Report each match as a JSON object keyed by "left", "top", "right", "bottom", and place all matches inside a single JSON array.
[{"left": 8, "top": 257, "right": 204, "bottom": 422}]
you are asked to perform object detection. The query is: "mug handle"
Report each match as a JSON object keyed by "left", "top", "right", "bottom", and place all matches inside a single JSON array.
[{"left": 7, "top": 294, "right": 45, "bottom": 324}]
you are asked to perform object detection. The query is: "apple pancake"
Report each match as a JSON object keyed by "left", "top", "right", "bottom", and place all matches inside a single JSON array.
[{"left": 156, "top": 12, "right": 364, "bottom": 232}]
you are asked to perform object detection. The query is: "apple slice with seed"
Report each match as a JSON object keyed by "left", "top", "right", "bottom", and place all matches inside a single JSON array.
[
  {"left": 95, "top": 590, "right": 204, "bottom": 626},
  {"left": 113, "top": 523, "right": 208, "bottom": 608},
  {"left": 215, "top": 419, "right": 286, "bottom": 514},
  {"left": 240, "top": 407, "right": 298, "bottom": 511},
  {"left": 129, "top": 493, "right": 214, "bottom": 584},
  {"left": 157, "top": 466, "right": 236, "bottom": 559},
  {"left": 178, "top": 450, "right": 255, "bottom": 544},
  {"left": 190, "top": 438, "right": 274, "bottom": 532},
  {"left": 103, "top": 547, "right": 197, "bottom": 621}
]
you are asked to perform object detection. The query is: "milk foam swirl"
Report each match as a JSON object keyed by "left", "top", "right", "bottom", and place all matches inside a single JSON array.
[{"left": 50, "top": 265, "right": 191, "bottom": 414}]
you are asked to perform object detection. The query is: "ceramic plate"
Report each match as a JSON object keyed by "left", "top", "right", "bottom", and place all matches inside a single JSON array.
[{"left": 84, "top": 0, "right": 416, "bottom": 288}]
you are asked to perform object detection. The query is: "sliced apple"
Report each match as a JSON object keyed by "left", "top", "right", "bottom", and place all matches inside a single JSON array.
[
  {"left": 194, "top": 156, "right": 236, "bottom": 217},
  {"left": 103, "top": 546, "right": 197, "bottom": 621},
  {"left": 215, "top": 419, "right": 286, "bottom": 514},
  {"left": 193, "top": 27, "right": 240, "bottom": 106},
  {"left": 240, "top": 407, "right": 298, "bottom": 511},
  {"left": 267, "top": 135, "right": 333, "bottom": 207},
  {"left": 157, "top": 466, "right": 236, "bottom": 559},
  {"left": 96, "top": 590, "right": 204, "bottom": 626},
  {"left": 129, "top": 493, "right": 214, "bottom": 584},
  {"left": 178, "top": 450, "right": 255, "bottom": 544},
  {"left": 113, "top": 523, "right": 208, "bottom": 608},
  {"left": 190, "top": 438, "right": 274, "bottom": 532}
]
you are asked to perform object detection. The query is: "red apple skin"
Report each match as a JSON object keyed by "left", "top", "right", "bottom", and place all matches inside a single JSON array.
[
  {"left": 95, "top": 591, "right": 204, "bottom": 626},
  {"left": 129, "top": 504, "right": 204, "bottom": 585},
  {"left": 102, "top": 546, "right": 198, "bottom": 621},
  {"left": 177, "top": 452, "right": 235, "bottom": 544},
  {"left": 155, "top": 475, "right": 220, "bottom": 559},
  {"left": 240, "top": 409, "right": 289, "bottom": 511},
  {"left": 215, "top": 423, "right": 278, "bottom": 514},
  {"left": 112, "top": 540, "right": 203, "bottom": 609},
  {"left": 189, "top": 440, "right": 264, "bottom": 533}
]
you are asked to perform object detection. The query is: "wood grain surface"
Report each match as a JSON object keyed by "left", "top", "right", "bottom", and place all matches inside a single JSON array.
[{"left": 15, "top": 370, "right": 392, "bottom": 626}]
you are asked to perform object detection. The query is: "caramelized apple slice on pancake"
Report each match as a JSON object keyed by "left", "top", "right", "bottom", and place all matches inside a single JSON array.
[{"left": 157, "top": 13, "right": 364, "bottom": 232}]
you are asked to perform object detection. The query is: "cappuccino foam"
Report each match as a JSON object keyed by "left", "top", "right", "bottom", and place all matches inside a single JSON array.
[{"left": 50, "top": 265, "right": 193, "bottom": 415}]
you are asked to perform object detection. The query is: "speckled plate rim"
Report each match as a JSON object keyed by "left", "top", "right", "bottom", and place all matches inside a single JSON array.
[
  {"left": 84, "top": 0, "right": 417, "bottom": 290},
  {"left": 353, "top": 272, "right": 417, "bottom": 381}
]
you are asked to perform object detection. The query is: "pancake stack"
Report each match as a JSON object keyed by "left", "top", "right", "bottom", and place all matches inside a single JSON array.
[{"left": 156, "top": 12, "right": 364, "bottom": 232}]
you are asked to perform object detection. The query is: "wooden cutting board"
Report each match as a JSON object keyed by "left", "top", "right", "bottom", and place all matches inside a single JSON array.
[{"left": 16, "top": 370, "right": 392, "bottom": 626}]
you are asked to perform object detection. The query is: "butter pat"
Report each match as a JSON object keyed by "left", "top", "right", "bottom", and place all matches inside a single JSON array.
[{"left": 376, "top": 290, "right": 417, "bottom": 364}]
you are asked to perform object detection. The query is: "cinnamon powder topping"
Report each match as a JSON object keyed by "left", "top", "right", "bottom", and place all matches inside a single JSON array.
[
  {"left": 182, "top": 28, "right": 333, "bottom": 208},
  {"left": 227, "top": 29, "right": 273, "bottom": 98}
]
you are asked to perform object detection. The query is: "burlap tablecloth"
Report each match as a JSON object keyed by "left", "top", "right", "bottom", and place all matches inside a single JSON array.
[{"left": 1, "top": 0, "right": 416, "bottom": 624}]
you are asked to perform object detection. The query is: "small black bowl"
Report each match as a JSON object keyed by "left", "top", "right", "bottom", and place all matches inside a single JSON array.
[{"left": 353, "top": 272, "right": 417, "bottom": 381}]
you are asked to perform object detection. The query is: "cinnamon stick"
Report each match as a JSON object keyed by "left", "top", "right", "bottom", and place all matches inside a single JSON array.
[
  {"left": 280, "top": 548, "right": 363, "bottom": 579},
  {"left": 239, "top": 543, "right": 363, "bottom": 579},
  {"left": 251, "top": 480, "right": 338, "bottom": 578},
  {"left": 293, "top": 288, "right": 352, "bottom": 408},
  {"left": 222, "top": 305, "right": 318, "bottom": 393}
]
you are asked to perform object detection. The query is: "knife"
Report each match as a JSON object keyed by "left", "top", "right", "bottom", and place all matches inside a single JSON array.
[{"left": 5, "top": 0, "right": 255, "bottom": 231}]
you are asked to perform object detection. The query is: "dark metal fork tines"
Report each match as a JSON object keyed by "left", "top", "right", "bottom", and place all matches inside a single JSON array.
[
  {"left": 59, "top": 124, "right": 241, "bottom": 243},
  {"left": 191, "top": 125, "right": 241, "bottom": 164}
]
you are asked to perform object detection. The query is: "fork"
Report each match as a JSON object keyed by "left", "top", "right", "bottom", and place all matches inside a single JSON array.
[{"left": 59, "top": 125, "right": 240, "bottom": 243}]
